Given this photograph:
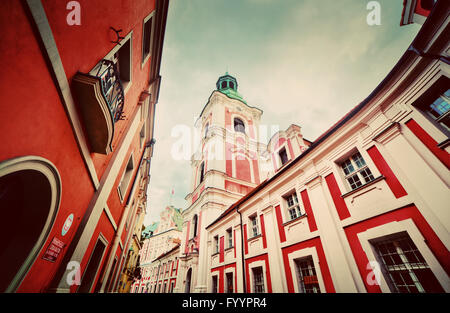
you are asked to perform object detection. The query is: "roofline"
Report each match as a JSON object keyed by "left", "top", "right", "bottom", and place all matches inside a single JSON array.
[{"left": 206, "top": 0, "right": 448, "bottom": 230}]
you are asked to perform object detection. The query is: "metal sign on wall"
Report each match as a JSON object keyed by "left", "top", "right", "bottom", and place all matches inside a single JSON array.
[{"left": 42, "top": 237, "right": 65, "bottom": 262}]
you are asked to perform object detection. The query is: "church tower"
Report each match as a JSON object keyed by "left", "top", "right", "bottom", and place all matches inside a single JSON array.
[{"left": 176, "top": 73, "right": 263, "bottom": 293}]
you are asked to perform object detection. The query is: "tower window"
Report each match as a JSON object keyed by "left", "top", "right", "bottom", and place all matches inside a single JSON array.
[
  {"left": 229, "top": 81, "right": 234, "bottom": 89},
  {"left": 199, "top": 162, "right": 205, "bottom": 184},
  {"left": 234, "top": 118, "right": 245, "bottom": 134},
  {"left": 221, "top": 81, "right": 227, "bottom": 89},
  {"left": 192, "top": 214, "right": 198, "bottom": 238},
  {"left": 279, "top": 148, "right": 288, "bottom": 165}
]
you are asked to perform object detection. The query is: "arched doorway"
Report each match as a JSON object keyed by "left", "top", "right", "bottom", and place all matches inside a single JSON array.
[
  {"left": 0, "top": 156, "right": 61, "bottom": 292},
  {"left": 185, "top": 268, "right": 192, "bottom": 293}
]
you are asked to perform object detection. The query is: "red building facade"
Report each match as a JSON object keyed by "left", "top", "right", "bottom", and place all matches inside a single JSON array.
[{"left": 0, "top": 0, "right": 168, "bottom": 293}]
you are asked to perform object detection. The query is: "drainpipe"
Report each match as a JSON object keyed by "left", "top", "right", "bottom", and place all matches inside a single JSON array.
[{"left": 236, "top": 206, "right": 246, "bottom": 293}]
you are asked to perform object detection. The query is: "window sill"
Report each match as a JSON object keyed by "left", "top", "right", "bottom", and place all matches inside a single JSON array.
[
  {"left": 340, "top": 175, "right": 385, "bottom": 199},
  {"left": 212, "top": 252, "right": 219, "bottom": 257},
  {"left": 248, "top": 234, "right": 262, "bottom": 242},
  {"left": 283, "top": 213, "right": 308, "bottom": 227},
  {"left": 225, "top": 246, "right": 234, "bottom": 251}
]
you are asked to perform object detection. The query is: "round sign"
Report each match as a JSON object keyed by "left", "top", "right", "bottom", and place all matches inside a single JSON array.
[{"left": 62, "top": 214, "right": 74, "bottom": 236}]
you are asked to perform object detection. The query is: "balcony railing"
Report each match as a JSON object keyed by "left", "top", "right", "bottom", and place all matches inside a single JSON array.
[
  {"left": 72, "top": 59, "right": 127, "bottom": 154},
  {"left": 94, "top": 59, "right": 125, "bottom": 123}
]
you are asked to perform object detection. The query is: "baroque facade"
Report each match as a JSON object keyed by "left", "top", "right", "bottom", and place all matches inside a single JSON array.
[{"left": 175, "top": 0, "right": 449, "bottom": 294}]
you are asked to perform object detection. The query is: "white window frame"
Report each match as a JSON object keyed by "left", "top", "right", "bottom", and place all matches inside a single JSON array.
[
  {"left": 141, "top": 11, "right": 155, "bottom": 66},
  {"left": 357, "top": 219, "right": 450, "bottom": 293},
  {"left": 339, "top": 150, "right": 375, "bottom": 191},
  {"left": 287, "top": 247, "right": 326, "bottom": 293},
  {"left": 78, "top": 233, "right": 109, "bottom": 293},
  {"left": 249, "top": 261, "right": 268, "bottom": 293},
  {"left": 213, "top": 235, "right": 219, "bottom": 254},
  {"left": 211, "top": 273, "right": 219, "bottom": 293},
  {"left": 226, "top": 228, "right": 233, "bottom": 248},
  {"left": 118, "top": 152, "right": 135, "bottom": 202},
  {"left": 224, "top": 267, "right": 236, "bottom": 293},
  {"left": 283, "top": 191, "right": 303, "bottom": 221},
  {"left": 90, "top": 31, "right": 133, "bottom": 94},
  {"left": 248, "top": 214, "right": 260, "bottom": 238}
]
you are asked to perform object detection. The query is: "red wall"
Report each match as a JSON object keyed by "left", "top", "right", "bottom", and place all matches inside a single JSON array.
[
  {"left": 0, "top": 0, "right": 156, "bottom": 292},
  {"left": 1, "top": 2, "right": 94, "bottom": 292},
  {"left": 42, "top": 0, "right": 156, "bottom": 180}
]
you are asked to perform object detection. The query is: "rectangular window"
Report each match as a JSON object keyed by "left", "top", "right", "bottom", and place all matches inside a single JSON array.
[
  {"left": 249, "top": 215, "right": 259, "bottom": 238},
  {"left": 169, "top": 281, "right": 175, "bottom": 293},
  {"left": 294, "top": 256, "right": 321, "bottom": 293},
  {"left": 373, "top": 234, "right": 444, "bottom": 293},
  {"left": 252, "top": 267, "right": 265, "bottom": 293},
  {"left": 413, "top": 76, "right": 450, "bottom": 132},
  {"left": 428, "top": 89, "right": 450, "bottom": 130},
  {"left": 199, "top": 162, "right": 205, "bottom": 184},
  {"left": 142, "top": 14, "right": 154, "bottom": 63},
  {"left": 341, "top": 152, "right": 374, "bottom": 190},
  {"left": 118, "top": 154, "right": 135, "bottom": 201},
  {"left": 212, "top": 275, "right": 218, "bottom": 293},
  {"left": 226, "top": 228, "right": 233, "bottom": 248},
  {"left": 140, "top": 123, "right": 146, "bottom": 148},
  {"left": 78, "top": 237, "right": 107, "bottom": 293},
  {"left": 214, "top": 235, "right": 219, "bottom": 254},
  {"left": 112, "top": 36, "right": 132, "bottom": 87},
  {"left": 279, "top": 147, "right": 288, "bottom": 166},
  {"left": 226, "top": 272, "right": 234, "bottom": 293},
  {"left": 284, "top": 192, "right": 302, "bottom": 221}
]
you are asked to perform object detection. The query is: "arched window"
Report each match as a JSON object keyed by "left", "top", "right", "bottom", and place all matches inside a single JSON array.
[
  {"left": 221, "top": 81, "right": 227, "bottom": 89},
  {"left": 229, "top": 81, "right": 234, "bottom": 89},
  {"left": 185, "top": 268, "right": 192, "bottom": 293},
  {"left": 199, "top": 162, "right": 205, "bottom": 184},
  {"left": 192, "top": 214, "right": 198, "bottom": 238},
  {"left": 234, "top": 118, "right": 245, "bottom": 134}
]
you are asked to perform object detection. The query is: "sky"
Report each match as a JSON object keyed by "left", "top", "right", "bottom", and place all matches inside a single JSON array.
[{"left": 143, "top": 0, "right": 421, "bottom": 226}]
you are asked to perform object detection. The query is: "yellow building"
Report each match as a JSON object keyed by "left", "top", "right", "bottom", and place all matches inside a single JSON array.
[{"left": 116, "top": 209, "right": 146, "bottom": 293}]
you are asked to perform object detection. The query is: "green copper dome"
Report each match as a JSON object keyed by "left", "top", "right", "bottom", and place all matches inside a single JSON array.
[{"left": 216, "top": 72, "right": 247, "bottom": 104}]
